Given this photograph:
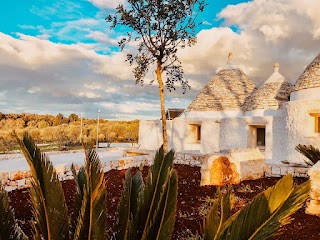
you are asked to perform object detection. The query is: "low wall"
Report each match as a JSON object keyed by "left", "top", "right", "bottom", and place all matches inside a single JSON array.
[
  {"left": 264, "top": 163, "right": 309, "bottom": 178},
  {"left": 0, "top": 152, "right": 206, "bottom": 192},
  {"left": 1, "top": 152, "right": 310, "bottom": 192}
]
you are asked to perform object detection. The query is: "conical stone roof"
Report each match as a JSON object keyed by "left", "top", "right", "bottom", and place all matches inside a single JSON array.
[
  {"left": 243, "top": 63, "right": 293, "bottom": 111},
  {"left": 294, "top": 53, "right": 320, "bottom": 91},
  {"left": 187, "top": 68, "right": 256, "bottom": 112}
]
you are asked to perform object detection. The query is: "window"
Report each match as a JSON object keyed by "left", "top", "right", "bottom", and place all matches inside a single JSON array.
[
  {"left": 310, "top": 113, "right": 320, "bottom": 133},
  {"left": 188, "top": 124, "right": 201, "bottom": 143},
  {"left": 316, "top": 116, "right": 320, "bottom": 133},
  {"left": 257, "top": 128, "right": 266, "bottom": 147},
  {"left": 248, "top": 125, "right": 266, "bottom": 150},
  {"left": 196, "top": 125, "right": 201, "bottom": 142}
]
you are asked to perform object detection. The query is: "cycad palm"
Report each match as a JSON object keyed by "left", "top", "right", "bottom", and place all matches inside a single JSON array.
[
  {"left": 203, "top": 174, "right": 310, "bottom": 240},
  {"left": 4, "top": 133, "right": 107, "bottom": 240}
]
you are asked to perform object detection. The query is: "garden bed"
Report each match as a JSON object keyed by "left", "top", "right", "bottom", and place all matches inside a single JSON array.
[{"left": 8, "top": 164, "right": 320, "bottom": 239}]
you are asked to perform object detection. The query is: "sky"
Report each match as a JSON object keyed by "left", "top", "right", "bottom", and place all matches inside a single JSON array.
[{"left": 0, "top": 0, "right": 320, "bottom": 120}]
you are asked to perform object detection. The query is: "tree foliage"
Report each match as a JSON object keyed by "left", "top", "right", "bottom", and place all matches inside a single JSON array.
[
  {"left": 107, "top": 0, "right": 206, "bottom": 152},
  {"left": 107, "top": 0, "right": 205, "bottom": 92}
]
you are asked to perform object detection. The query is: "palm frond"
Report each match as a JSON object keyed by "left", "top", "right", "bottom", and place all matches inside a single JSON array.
[
  {"left": 132, "top": 146, "right": 177, "bottom": 240},
  {"left": 70, "top": 165, "right": 86, "bottom": 237},
  {"left": 203, "top": 187, "right": 233, "bottom": 240},
  {"left": 155, "top": 169, "right": 178, "bottom": 240},
  {"left": 113, "top": 168, "right": 133, "bottom": 240},
  {"left": 295, "top": 144, "right": 320, "bottom": 165},
  {"left": 215, "top": 174, "right": 310, "bottom": 240},
  {"left": 113, "top": 168, "right": 141, "bottom": 240},
  {"left": 73, "top": 148, "right": 106, "bottom": 240},
  {"left": 16, "top": 132, "right": 69, "bottom": 240},
  {"left": 0, "top": 186, "right": 28, "bottom": 240}
]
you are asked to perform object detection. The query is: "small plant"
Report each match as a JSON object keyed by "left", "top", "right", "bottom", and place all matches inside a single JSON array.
[
  {"left": 236, "top": 183, "right": 253, "bottom": 193},
  {"left": 0, "top": 134, "right": 177, "bottom": 240},
  {"left": 198, "top": 196, "right": 217, "bottom": 217},
  {"left": 112, "top": 146, "right": 178, "bottom": 240},
  {"left": 179, "top": 231, "right": 203, "bottom": 240},
  {"left": 295, "top": 144, "right": 320, "bottom": 166},
  {"left": 0, "top": 133, "right": 106, "bottom": 240},
  {"left": 202, "top": 174, "right": 310, "bottom": 240},
  {"left": 0, "top": 185, "right": 27, "bottom": 240}
]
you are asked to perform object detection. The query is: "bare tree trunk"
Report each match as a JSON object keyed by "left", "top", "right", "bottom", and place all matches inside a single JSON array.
[{"left": 156, "top": 60, "right": 168, "bottom": 153}]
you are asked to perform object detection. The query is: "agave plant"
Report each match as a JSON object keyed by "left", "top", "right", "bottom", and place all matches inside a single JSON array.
[
  {"left": 1, "top": 133, "right": 107, "bottom": 240},
  {"left": 203, "top": 174, "right": 310, "bottom": 240},
  {"left": 112, "top": 146, "right": 178, "bottom": 240},
  {"left": 295, "top": 144, "right": 320, "bottom": 166}
]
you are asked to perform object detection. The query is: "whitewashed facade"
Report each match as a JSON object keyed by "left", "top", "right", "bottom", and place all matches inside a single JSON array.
[{"left": 139, "top": 54, "right": 320, "bottom": 165}]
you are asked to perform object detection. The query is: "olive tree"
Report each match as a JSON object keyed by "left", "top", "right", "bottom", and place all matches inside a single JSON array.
[{"left": 107, "top": 0, "right": 206, "bottom": 152}]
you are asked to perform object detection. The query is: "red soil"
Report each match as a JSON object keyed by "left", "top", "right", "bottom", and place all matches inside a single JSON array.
[{"left": 8, "top": 165, "right": 320, "bottom": 239}]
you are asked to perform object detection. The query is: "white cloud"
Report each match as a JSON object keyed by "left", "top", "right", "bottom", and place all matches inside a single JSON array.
[
  {"left": 85, "top": 31, "right": 119, "bottom": 46},
  {"left": 179, "top": 0, "right": 320, "bottom": 89},
  {"left": 87, "top": 0, "right": 126, "bottom": 9},
  {"left": 0, "top": 33, "right": 156, "bottom": 118},
  {"left": 101, "top": 101, "right": 160, "bottom": 114},
  {"left": 1, "top": 0, "right": 320, "bottom": 119}
]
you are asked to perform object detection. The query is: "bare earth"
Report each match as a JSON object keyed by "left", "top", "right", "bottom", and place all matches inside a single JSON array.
[{"left": 8, "top": 165, "right": 320, "bottom": 239}]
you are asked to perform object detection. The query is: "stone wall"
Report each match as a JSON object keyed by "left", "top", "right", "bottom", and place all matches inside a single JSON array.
[
  {"left": 264, "top": 163, "right": 309, "bottom": 178},
  {"left": 0, "top": 152, "right": 206, "bottom": 192}
]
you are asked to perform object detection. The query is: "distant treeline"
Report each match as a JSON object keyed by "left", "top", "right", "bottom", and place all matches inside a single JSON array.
[{"left": 0, "top": 112, "right": 139, "bottom": 152}]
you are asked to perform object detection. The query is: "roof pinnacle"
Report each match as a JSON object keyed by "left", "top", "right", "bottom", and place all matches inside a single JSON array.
[{"left": 228, "top": 52, "right": 233, "bottom": 62}]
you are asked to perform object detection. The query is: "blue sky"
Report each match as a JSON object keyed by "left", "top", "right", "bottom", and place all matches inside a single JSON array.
[
  {"left": 0, "top": 0, "right": 246, "bottom": 50},
  {"left": 0, "top": 0, "right": 319, "bottom": 119}
]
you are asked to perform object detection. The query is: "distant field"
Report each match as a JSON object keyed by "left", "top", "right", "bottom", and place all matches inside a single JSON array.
[{"left": 0, "top": 112, "right": 139, "bottom": 153}]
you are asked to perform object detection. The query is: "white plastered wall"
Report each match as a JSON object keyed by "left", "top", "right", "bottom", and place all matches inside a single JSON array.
[
  {"left": 286, "top": 99, "right": 320, "bottom": 163},
  {"left": 291, "top": 87, "right": 320, "bottom": 101},
  {"left": 138, "top": 120, "right": 173, "bottom": 150},
  {"left": 270, "top": 116, "right": 288, "bottom": 163},
  {"left": 181, "top": 118, "right": 220, "bottom": 153},
  {"left": 219, "top": 118, "right": 248, "bottom": 150},
  {"left": 200, "top": 120, "right": 220, "bottom": 153},
  {"left": 139, "top": 118, "right": 221, "bottom": 153}
]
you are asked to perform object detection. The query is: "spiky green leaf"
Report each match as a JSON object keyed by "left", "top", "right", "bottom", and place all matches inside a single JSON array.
[
  {"left": 133, "top": 146, "right": 177, "bottom": 240},
  {"left": 156, "top": 169, "right": 178, "bottom": 240},
  {"left": 203, "top": 187, "right": 233, "bottom": 240},
  {"left": 113, "top": 168, "right": 133, "bottom": 240},
  {"left": 70, "top": 165, "right": 86, "bottom": 238},
  {"left": 216, "top": 174, "right": 310, "bottom": 240},
  {"left": 73, "top": 148, "right": 106, "bottom": 240},
  {"left": 16, "top": 132, "right": 69, "bottom": 240},
  {"left": 0, "top": 186, "right": 28, "bottom": 240}
]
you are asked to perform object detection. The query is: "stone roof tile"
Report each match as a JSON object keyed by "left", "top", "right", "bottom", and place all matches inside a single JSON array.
[
  {"left": 243, "top": 64, "right": 293, "bottom": 111},
  {"left": 294, "top": 53, "right": 320, "bottom": 91},
  {"left": 187, "top": 69, "right": 256, "bottom": 111}
]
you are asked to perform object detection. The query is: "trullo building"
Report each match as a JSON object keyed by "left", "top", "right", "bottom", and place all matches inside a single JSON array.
[{"left": 138, "top": 53, "right": 320, "bottom": 165}]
